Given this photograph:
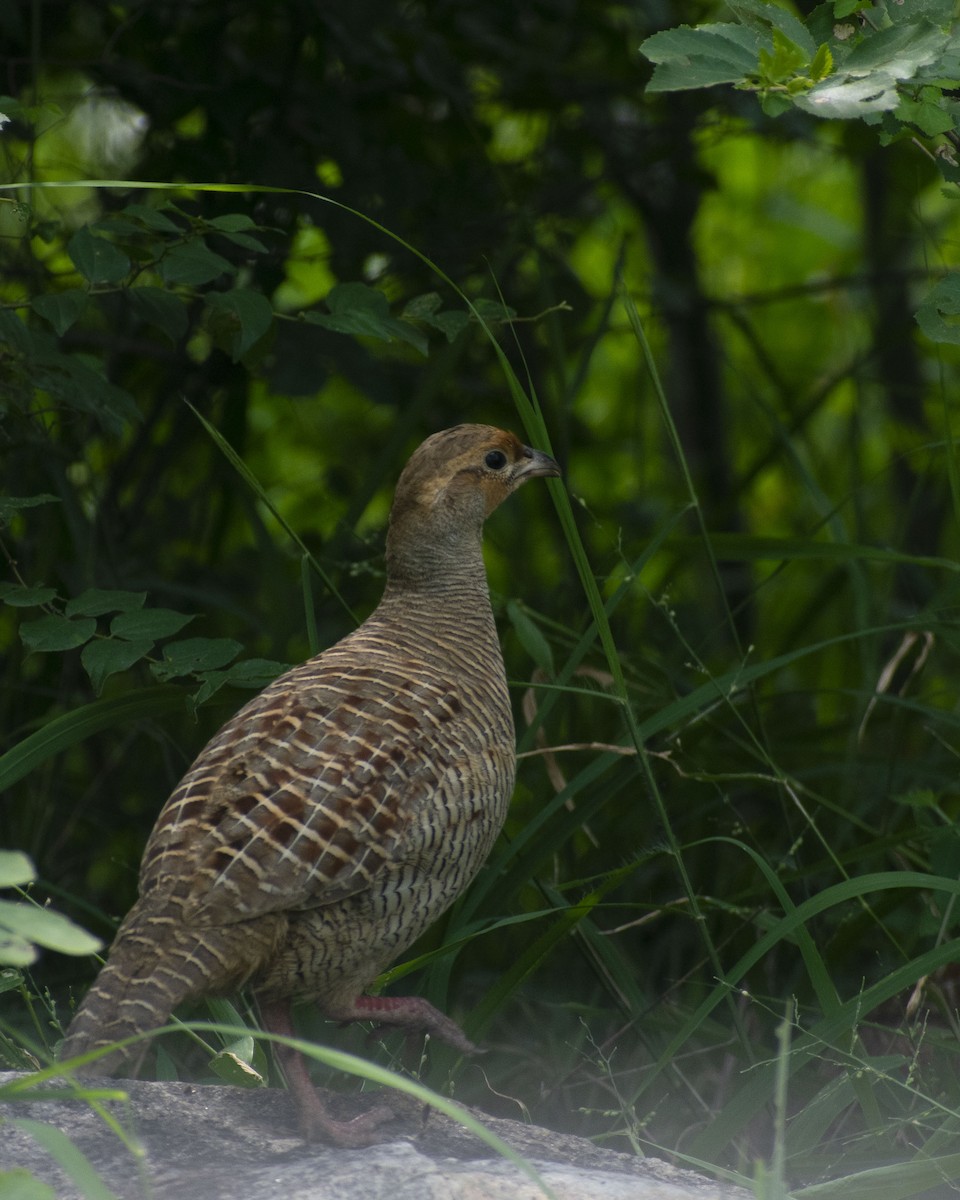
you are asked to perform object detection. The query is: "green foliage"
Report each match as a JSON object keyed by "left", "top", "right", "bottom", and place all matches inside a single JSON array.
[
  {"left": 4, "top": 2, "right": 960, "bottom": 1196},
  {"left": 642, "top": 1, "right": 960, "bottom": 129},
  {"left": 0, "top": 852, "right": 101, "bottom": 967}
]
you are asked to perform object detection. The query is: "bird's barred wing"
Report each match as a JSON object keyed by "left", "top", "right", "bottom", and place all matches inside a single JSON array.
[{"left": 138, "top": 658, "right": 464, "bottom": 925}]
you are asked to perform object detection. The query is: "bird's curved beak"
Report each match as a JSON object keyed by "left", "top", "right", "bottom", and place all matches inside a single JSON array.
[{"left": 517, "top": 445, "right": 561, "bottom": 480}]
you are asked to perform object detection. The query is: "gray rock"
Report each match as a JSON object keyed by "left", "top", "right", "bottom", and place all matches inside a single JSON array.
[{"left": 0, "top": 1071, "right": 748, "bottom": 1200}]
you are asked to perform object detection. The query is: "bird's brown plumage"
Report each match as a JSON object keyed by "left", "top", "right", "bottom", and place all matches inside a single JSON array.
[{"left": 60, "top": 424, "right": 559, "bottom": 1144}]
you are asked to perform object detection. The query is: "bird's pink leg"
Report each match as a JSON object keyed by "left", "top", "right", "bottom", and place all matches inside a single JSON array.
[{"left": 258, "top": 999, "right": 396, "bottom": 1146}]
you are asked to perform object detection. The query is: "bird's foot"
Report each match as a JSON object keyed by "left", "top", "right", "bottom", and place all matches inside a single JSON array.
[
  {"left": 298, "top": 1091, "right": 398, "bottom": 1147},
  {"left": 336, "top": 993, "right": 480, "bottom": 1056}
]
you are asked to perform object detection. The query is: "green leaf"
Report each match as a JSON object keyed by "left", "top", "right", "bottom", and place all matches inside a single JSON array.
[
  {"left": 0, "top": 494, "right": 60, "bottom": 524},
  {"left": 110, "top": 608, "right": 193, "bottom": 640},
  {"left": 30, "top": 353, "right": 141, "bottom": 433},
  {"left": 205, "top": 288, "right": 274, "bottom": 360},
  {"left": 67, "top": 227, "right": 131, "bottom": 285},
  {"left": 81, "top": 637, "right": 156, "bottom": 694},
  {"left": 507, "top": 601, "right": 555, "bottom": 675},
  {"left": 0, "top": 687, "right": 184, "bottom": 794},
  {"left": 151, "top": 637, "right": 242, "bottom": 681},
  {"left": 206, "top": 214, "right": 269, "bottom": 252},
  {"left": 31, "top": 289, "right": 88, "bottom": 335},
  {"left": 0, "top": 900, "right": 102, "bottom": 956},
  {"left": 208, "top": 1039, "right": 266, "bottom": 1087},
  {"left": 0, "top": 1168, "right": 57, "bottom": 1200},
  {"left": 304, "top": 282, "right": 428, "bottom": 355},
  {"left": 810, "top": 43, "right": 834, "bottom": 83},
  {"left": 123, "top": 202, "right": 181, "bottom": 232},
  {"left": 758, "top": 29, "right": 810, "bottom": 85},
  {"left": 66, "top": 589, "right": 147, "bottom": 618},
  {"left": 190, "top": 657, "right": 288, "bottom": 706},
  {"left": 894, "top": 788, "right": 939, "bottom": 808},
  {"left": 0, "top": 309, "right": 34, "bottom": 355},
  {"left": 1, "top": 585, "right": 58, "bottom": 608},
  {"left": 160, "top": 240, "right": 235, "bottom": 285},
  {"left": 726, "top": 0, "right": 816, "bottom": 57},
  {"left": 843, "top": 19, "right": 945, "bottom": 76},
  {"left": 19, "top": 614, "right": 97, "bottom": 653},
  {"left": 796, "top": 72, "right": 900, "bottom": 118},
  {"left": 128, "top": 286, "right": 189, "bottom": 344},
  {"left": 0, "top": 851, "right": 36, "bottom": 889},
  {"left": 833, "top": 0, "right": 867, "bottom": 16},
  {"left": 0, "top": 933, "right": 35, "bottom": 967},
  {"left": 403, "top": 292, "right": 470, "bottom": 341},
  {"left": 641, "top": 24, "right": 761, "bottom": 92},
  {"left": 10, "top": 1119, "right": 119, "bottom": 1200},
  {"left": 896, "top": 89, "right": 955, "bottom": 136},
  {"left": 0, "top": 968, "right": 25, "bottom": 995},
  {"left": 206, "top": 213, "right": 257, "bottom": 232},
  {"left": 471, "top": 297, "right": 518, "bottom": 322},
  {"left": 916, "top": 275, "right": 960, "bottom": 344}
]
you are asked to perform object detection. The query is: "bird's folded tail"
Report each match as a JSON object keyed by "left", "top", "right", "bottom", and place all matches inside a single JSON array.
[{"left": 59, "top": 900, "right": 283, "bottom": 1075}]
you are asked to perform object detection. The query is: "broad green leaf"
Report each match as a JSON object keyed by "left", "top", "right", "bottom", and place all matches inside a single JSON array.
[
  {"left": 896, "top": 89, "right": 955, "bottom": 136},
  {"left": 110, "top": 608, "right": 193, "bottom": 640},
  {"left": 81, "top": 637, "right": 156, "bottom": 694},
  {"left": 726, "top": 0, "right": 816, "bottom": 57},
  {"left": 0, "top": 309, "right": 34, "bottom": 355},
  {"left": 205, "top": 288, "right": 274, "bottom": 359},
  {"left": 0, "top": 968, "right": 24, "bottom": 995},
  {"left": 641, "top": 24, "right": 761, "bottom": 92},
  {"left": 128, "top": 286, "right": 189, "bottom": 344},
  {"left": 67, "top": 227, "right": 130, "bottom": 284},
  {"left": 796, "top": 72, "right": 900, "bottom": 118},
  {"left": 799, "top": 22, "right": 948, "bottom": 119},
  {"left": 0, "top": 494, "right": 60, "bottom": 524},
  {"left": 160, "top": 240, "right": 234, "bottom": 285},
  {"left": 304, "top": 281, "right": 428, "bottom": 355},
  {"left": 834, "top": 0, "right": 868, "bottom": 16},
  {"left": 842, "top": 19, "right": 945, "bottom": 76},
  {"left": 1, "top": 585, "right": 58, "bottom": 607},
  {"left": 894, "top": 788, "right": 940, "bottom": 809},
  {"left": 403, "top": 293, "right": 469, "bottom": 341},
  {"left": 0, "top": 850, "right": 35, "bottom": 889},
  {"left": 31, "top": 289, "right": 88, "bottom": 335},
  {"left": 758, "top": 29, "right": 809, "bottom": 85},
  {"left": 206, "top": 213, "right": 258, "bottom": 233},
  {"left": 123, "top": 202, "right": 181, "bottom": 232},
  {"left": 151, "top": 637, "right": 242, "bottom": 681},
  {"left": 471, "top": 298, "right": 517, "bottom": 321},
  {"left": 30, "top": 354, "right": 141, "bottom": 433},
  {"left": 206, "top": 213, "right": 268, "bottom": 252},
  {"left": 0, "top": 900, "right": 102, "bottom": 955},
  {"left": 0, "top": 934, "right": 35, "bottom": 966},
  {"left": 66, "top": 589, "right": 147, "bottom": 618},
  {"left": 19, "top": 614, "right": 97, "bottom": 653},
  {"left": 208, "top": 1039, "right": 265, "bottom": 1087},
  {"left": 915, "top": 275, "right": 960, "bottom": 345},
  {"left": 190, "top": 657, "right": 288, "bottom": 706}
]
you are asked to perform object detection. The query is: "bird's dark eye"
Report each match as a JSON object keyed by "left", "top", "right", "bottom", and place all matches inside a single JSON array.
[{"left": 485, "top": 450, "right": 508, "bottom": 470}]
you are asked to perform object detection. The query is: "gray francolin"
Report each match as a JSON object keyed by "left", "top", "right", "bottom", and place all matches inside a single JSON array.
[{"left": 60, "top": 423, "right": 559, "bottom": 1145}]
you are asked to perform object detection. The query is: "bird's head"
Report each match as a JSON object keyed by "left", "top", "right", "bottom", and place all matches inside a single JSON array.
[{"left": 385, "top": 424, "right": 560, "bottom": 583}]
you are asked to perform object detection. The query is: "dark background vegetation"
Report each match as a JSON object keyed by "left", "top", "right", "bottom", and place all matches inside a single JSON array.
[{"left": 3, "top": 1, "right": 960, "bottom": 1194}]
